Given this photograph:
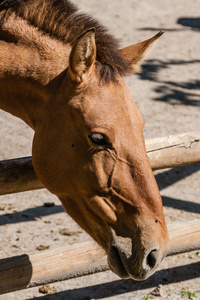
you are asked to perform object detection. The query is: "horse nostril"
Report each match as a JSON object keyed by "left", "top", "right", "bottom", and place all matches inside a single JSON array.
[{"left": 146, "top": 249, "right": 159, "bottom": 269}]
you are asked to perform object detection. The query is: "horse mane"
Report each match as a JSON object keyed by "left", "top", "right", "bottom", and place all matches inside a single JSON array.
[{"left": 1, "top": 0, "right": 132, "bottom": 81}]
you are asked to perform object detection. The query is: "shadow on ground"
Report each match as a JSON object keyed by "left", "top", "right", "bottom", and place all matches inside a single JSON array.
[
  {"left": 138, "top": 17, "right": 200, "bottom": 106},
  {"left": 155, "top": 164, "right": 200, "bottom": 214},
  {"left": 156, "top": 164, "right": 200, "bottom": 190},
  {"left": 162, "top": 196, "right": 200, "bottom": 214},
  {"left": 138, "top": 59, "right": 200, "bottom": 106},
  {"left": 0, "top": 204, "right": 64, "bottom": 226},
  {"left": 139, "top": 16, "right": 200, "bottom": 32},
  {"left": 177, "top": 17, "right": 200, "bottom": 31}
]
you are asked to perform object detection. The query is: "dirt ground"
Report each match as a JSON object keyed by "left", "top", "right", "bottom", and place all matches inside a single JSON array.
[{"left": 0, "top": 0, "right": 200, "bottom": 299}]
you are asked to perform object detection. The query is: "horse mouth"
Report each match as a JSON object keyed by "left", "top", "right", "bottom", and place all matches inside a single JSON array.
[{"left": 108, "top": 245, "right": 130, "bottom": 279}]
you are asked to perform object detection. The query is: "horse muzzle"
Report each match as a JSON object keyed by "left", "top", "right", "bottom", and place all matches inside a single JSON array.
[{"left": 107, "top": 235, "right": 164, "bottom": 280}]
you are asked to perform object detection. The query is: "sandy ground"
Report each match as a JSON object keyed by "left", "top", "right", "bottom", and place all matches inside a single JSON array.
[{"left": 0, "top": 0, "right": 200, "bottom": 299}]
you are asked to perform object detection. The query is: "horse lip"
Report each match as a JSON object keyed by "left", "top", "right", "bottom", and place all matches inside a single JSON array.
[{"left": 108, "top": 245, "right": 130, "bottom": 279}]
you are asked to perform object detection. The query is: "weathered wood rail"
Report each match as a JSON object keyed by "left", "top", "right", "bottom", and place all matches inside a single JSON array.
[
  {"left": 0, "top": 132, "right": 200, "bottom": 196},
  {"left": 0, "top": 219, "right": 200, "bottom": 294},
  {"left": 146, "top": 132, "right": 200, "bottom": 170}
]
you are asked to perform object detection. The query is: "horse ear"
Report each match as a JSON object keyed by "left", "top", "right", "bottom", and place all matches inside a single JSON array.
[
  {"left": 120, "top": 31, "right": 164, "bottom": 73},
  {"left": 68, "top": 28, "right": 96, "bottom": 83}
]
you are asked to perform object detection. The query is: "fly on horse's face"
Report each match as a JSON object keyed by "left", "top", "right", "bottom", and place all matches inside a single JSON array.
[{"left": 32, "top": 29, "right": 169, "bottom": 280}]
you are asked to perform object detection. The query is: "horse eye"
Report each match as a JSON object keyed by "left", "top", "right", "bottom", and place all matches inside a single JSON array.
[{"left": 88, "top": 133, "right": 107, "bottom": 146}]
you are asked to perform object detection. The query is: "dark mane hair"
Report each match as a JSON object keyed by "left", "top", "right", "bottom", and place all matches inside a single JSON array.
[{"left": 2, "top": 0, "right": 131, "bottom": 81}]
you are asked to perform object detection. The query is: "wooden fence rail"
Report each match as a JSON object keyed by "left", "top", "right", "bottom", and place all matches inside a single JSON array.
[
  {"left": 0, "top": 219, "right": 200, "bottom": 294},
  {"left": 0, "top": 132, "right": 200, "bottom": 196}
]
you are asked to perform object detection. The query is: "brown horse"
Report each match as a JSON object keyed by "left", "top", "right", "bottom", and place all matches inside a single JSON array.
[{"left": 0, "top": 0, "right": 169, "bottom": 280}]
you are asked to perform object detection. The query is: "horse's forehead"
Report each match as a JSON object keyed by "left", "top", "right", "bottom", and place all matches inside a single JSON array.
[{"left": 74, "top": 78, "right": 140, "bottom": 128}]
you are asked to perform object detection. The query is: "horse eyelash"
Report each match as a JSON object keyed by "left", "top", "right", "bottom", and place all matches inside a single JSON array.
[{"left": 87, "top": 145, "right": 99, "bottom": 154}]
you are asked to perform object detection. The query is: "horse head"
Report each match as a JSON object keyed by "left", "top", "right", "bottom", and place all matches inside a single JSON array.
[{"left": 32, "top": 29, "right": 169, "bottom": 280}]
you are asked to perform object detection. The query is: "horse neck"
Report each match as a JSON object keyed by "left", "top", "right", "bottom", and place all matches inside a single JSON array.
[{"left": 0, "top": 12, "right": 71, "bottom": 129}]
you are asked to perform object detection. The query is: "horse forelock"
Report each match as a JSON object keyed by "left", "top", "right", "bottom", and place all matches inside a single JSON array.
[{"left": 1, "top": 0, "right": 131, "bottom": 82}]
